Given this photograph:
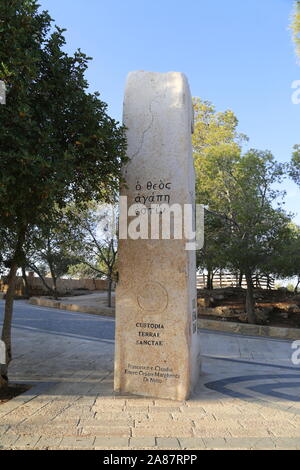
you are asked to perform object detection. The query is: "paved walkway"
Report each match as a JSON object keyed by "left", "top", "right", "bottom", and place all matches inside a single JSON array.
[{"left": 0, "top": 300, "right": 300, "bottom": 450}]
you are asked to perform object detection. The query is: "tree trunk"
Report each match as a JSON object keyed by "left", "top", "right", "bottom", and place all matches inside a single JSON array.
[
  {"left": 52, "top": 276, "right": 58, "bottom": 300},
  {"left": 245, "top": 270, "right": 256, "bottom": 324},
  {"left": 107, "top": 278, "right": 113, "bottom": 308},
  {"left": 0, "top": 225, "right": 27, "bottom": 388},
  {"left": 206, "top": 269, "right": 213, "bottom": 290},
  {"left": 28, "top": 264, "right": 55, "bottom": 297},
  {"left": 48, "top": 259, "right": 59, "bottom": 300},
  {"left": 21, "top": 265, "right": 30, "bottom": 298},
  {"left": 0, "top": 260, "right": 18, "bottom": 386},
  {"left": 238, "top": 271, "right": 243, "bottom": 287},
  {"left": 294, "top": 275, "right": 300, "bottom": 294}
]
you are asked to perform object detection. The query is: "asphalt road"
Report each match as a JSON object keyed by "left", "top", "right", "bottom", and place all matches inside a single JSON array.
[{"left": 0, "top": 299, "right": 115, "bottom": 342}]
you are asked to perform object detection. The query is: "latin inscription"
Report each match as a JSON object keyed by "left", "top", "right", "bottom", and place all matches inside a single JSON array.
[
  {"left": 135, "top": 322, "right": 164, "bottom": 346},
  {"left": 124, "top": 363, "right": 180, "bottom": 384}
]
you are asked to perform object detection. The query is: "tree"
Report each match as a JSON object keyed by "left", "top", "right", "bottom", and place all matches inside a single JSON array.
[
  {"left": 25, "top": 218, "right": 80, "bottom": 299},
  {"left": 291, "top": 1, "right": 300, "bottom": 61},
  {"left": 196, "top": 212, "right": 231, "bottom": 289},
  {"left": 193, "top": 98, "right": 248, "bottom": 288},
  {"left": 267, "top": 224, "right": 300, "bottom": 293},
  {"left": 289, "top": 4, "right": 300, "bottom": 199},
  {"left": 0, "top": 0, "right": 127, "bottom": 388},
  {"left": 289, "top": 145, "right": 300, "bottom": 186},
  {"left": 194, "top": 143, "right": 291, "bottom": 323},
  {"left": 68, "top": 204, "right": 118, "bottom": 308}
]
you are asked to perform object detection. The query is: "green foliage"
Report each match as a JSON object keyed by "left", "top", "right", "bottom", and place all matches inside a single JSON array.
[
  {"left": 0, "top": 0, "right": 127, "bottom": 246},
  {"left": 192, "top": 97, "right": 293, "bottom": 321},
  {"left": 267, "top": 223, "right": 300, "bottom": 280},
  {"left": 291, "top": 1, "right": 300, "bottom": 61},
  {"left": 196, "top": 146, "right": 290, "bottom": 273},
  {"left": 65, "top": 204, "right": 118, "bottom": 306},
  {"left": 192, "top": 98, "right": 248, "bottom": 199},
  {"left": 68, "top": 263, "right": 98, "bottom": 279},
  {"left": 0, "top": 0, "right": 127, "bottom": 383},
  {"left": 289, "top": 144, "right": 300, "bottom": 186},
  {"left": 196, "top": 211, "right": 231, "bottom": 278},
  {"left": 67, "top": 204, "right": 118, "bottom": 280},
  {"left": 286, "top": 283, "right": 295, "bottom": 292}
]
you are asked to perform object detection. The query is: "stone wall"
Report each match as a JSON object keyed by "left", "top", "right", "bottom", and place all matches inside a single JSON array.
[{"left": 0, "top": 274, "right": 108, "bottom": 297}]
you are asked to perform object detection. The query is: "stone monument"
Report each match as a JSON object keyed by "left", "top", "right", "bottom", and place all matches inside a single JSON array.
[{"left": 114, "top": 71, "right": 201, "bottom": 401}]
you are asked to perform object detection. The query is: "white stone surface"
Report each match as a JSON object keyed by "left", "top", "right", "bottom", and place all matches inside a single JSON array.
[{"left": 114, "top": 71, "right": 201, "bottom": 401}]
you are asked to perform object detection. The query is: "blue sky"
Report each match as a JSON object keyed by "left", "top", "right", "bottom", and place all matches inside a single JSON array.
[{"left": 38, "top": 0, "right": 300, "bottom": 221}]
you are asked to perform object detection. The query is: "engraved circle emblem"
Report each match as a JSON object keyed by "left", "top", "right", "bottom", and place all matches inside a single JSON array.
[{"left": 137, "top": 282, "right": 168, "bottom": 313}]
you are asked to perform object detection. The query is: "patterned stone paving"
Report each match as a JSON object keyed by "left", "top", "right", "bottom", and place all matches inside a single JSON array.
[{"left": 0, "top": 300, "right": 299, "bottom": 449}]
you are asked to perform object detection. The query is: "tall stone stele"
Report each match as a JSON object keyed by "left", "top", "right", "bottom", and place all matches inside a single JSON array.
[{"left": 114, "top": 71, "right": 201, "bottom": 401}]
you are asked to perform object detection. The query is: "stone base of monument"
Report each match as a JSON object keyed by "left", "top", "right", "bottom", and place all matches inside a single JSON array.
[{"left": 114, "top": 71, "right": 202, "bottom": 401}]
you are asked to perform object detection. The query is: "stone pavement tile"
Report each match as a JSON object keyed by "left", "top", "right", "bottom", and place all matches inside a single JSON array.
[
  {"left": 124, "top": 412, "right": 149, "bottom": 421},
  {"left": 0, "top": 433, "right": 20, "bottom": 449},
  {"left": 179, "top": 438, "right": 206, "bottom": 449},
  {"left": 154, "top": 399, "right": 185, "bottom": 407},
  {"left": 0, "top": 400, "right": 53, "bottom": 426},
  {"left": 60, "top": 436, "right": 95, "bottom": 449},
  {"left": 13, "top": 435, "right": 41, "bottom": 449},
  {"left": 95, "top": 388, "right": 115, "bottom": 398},
  {"left": 58, "top": 404, "right": 93, "bottom": 415},
  {"left": 258, "top": 408, "right": 299, "bottom": 420},
  {"left": 193, "top": 427, "right": 232, "bottom": 438},
  {"left": 273, "top": 438, "right": 300, "bottom": 450},
  {"left": 193, "top": 416, "right": 228, "bottom": 427},
  {"left": 14, "top": 423, "right": 80, "bottom": 437},
  {"left": 94, "top": 437, "right": 129, "bottom": 449},
  {"left": 93, "top": 404, "right": 126, "bottom": 413},
  {"left": 148, "top": 407, "right": 180, "bottom": 413},
  {"left": 196, "top": 400, "right": 226, "bottom": 409},
  {"left": 210, "top": 408, "right": 246, "bottom": 419},
  {"left": 227, "top": 426, "right": 273, "bottom": 438},
  {"left": 156, "top": 438, "right": 180, "bottom": 449},
  {"left": 69, "top": 396, "right": 97, "bottom": 406},
  {"left": 171, "top": 414, "right": 197, "bottom": 423},
  {"left": 249, "top": 438, "right": 277, "bottom": 449},
  {"left": 132, "top": 425, "right": 193, "bottom": 438},
  {"left": 93, "top": 398, "right": 126, "bottom": 408},
  {"left": 129, "top": 437, "right": 156, "bottom": 448},
  {"left": 185, "top": 399, "right": 210, "bottom": 408},
  {"left": 126, "top": 399, "right": 155, "bottom": 406},
  {"left": 178, "top": 407, "right": 206, "bottom": 416},
  {"left": 94, "top": 411, "right": 145, "bottom": 421},
  {"left": 80, "top": 426, "right": 131, "bottom": 437},
  {"left": 224, "top": 438, "right": 262, "bottom": 450},
  {"left": 0, "top": 387, "right": 49, "bottom": 420},
  {"left": 0, "top": 425, "right": 10, "bottom": 434},
  {"left": 125, "top": 405, "right": 150, "bottom": 413},
  {"left": 34, "top": 437, "right": 63, "bottom": 449},
  {"left": 52, "top": 412, "right": 92, "bottom": 423},
  {"left": 140, "top": 415, "right": 194, "bottom": 429},
  {"left": 29, "top": 416, "right": 79, "bottom": 426},
  {"left": 269, "top": 426, "right": 300, "bottom": 438},
  {"left": 79, "top": 418, "right": 134, "bottom": 427},
  {"left": 238, "top": 417, "right": 296, "bottom": 428},
  {"left": 202, "top": 438, "right": 229, "bottom": 449},
  {"left": 144, "top": 413, "right": 173, "bottom": 422}
]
